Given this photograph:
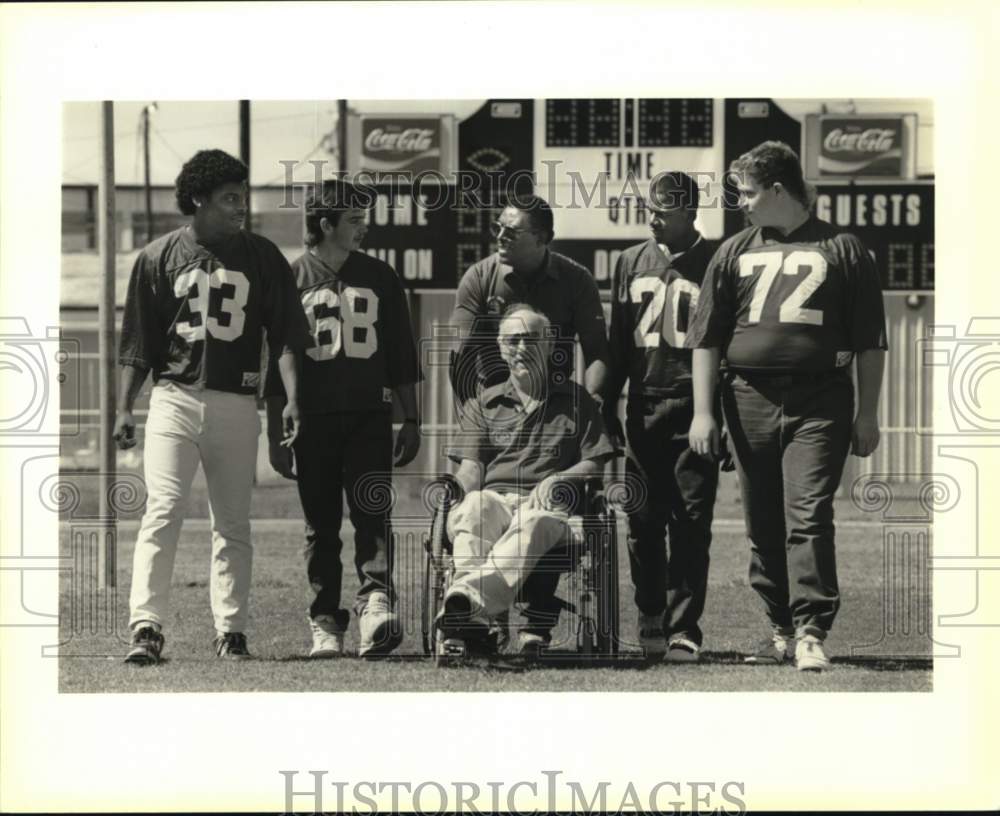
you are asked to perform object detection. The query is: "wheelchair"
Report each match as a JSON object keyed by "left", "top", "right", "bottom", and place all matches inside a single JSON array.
[{"left": 420, "top": 475, "right": 620, "bottom": 665}]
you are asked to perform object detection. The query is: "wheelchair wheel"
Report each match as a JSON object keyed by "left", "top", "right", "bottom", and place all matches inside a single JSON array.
[
  {"left": 595, "top": 505, "right": 620, "bottom": 657},
  {"left": 574, "top": 519, "right": 602, "bottom": 657},
  {"left": 422, "top": 492, "right": 453, "bottom": 659},
  {"left": 420, "top": 549, "right": 440, "bottom": 656}
]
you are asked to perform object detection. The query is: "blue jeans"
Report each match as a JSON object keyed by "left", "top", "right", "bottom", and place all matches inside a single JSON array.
[{"left": 721, "top": 371, "right": 853, "bottom": 639}]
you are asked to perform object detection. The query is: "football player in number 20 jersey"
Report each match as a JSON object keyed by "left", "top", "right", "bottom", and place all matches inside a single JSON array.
[
  {"left": 605, "top": 171, "right": 721, "bottom": 664},
  {"left": 686, "top": 141, "right": 888, "bottom": 672},
  {"left": 265, "top": 179, "right": 421, "bottom": 659},
  {"left": 115, "top": 149, "right": 311, "bottom": 665}
]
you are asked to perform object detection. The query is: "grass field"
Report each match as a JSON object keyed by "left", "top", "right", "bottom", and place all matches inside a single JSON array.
[{"left": 58, "top": 474, "right": 933, "bottom": 693}]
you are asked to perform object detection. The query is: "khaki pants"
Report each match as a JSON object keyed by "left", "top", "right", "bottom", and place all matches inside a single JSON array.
[
  {"left": 128, "top": 381, "right": 260, "bottom": 633},
  {"left": 445, "top": 490, "right": 577, "bottom": 621}
]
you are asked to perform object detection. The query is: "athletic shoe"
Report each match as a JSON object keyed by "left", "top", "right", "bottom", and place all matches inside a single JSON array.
[
  {"left": 309, "top": 615, "right": 345, "bottom": 659},
  {"left": 124, "top": 625, "right": 164, "bottom": 666},
  {"left": 491, "top": 610, "right": 512, "bottom": 653},
  {"left": 795, "top": 634, "right": 831, "bottom": 672},
  {"left": 214, "top": 632, "right": 251, "bottom": 659},
  {"left": 665, "top": 636, "right": 701, "bottom": 664},
  {"left": 436, "top": 592, "right": 490, "bottom": 642},
  {"left": 743, "top": 632, "right": 794, "bottom": 665},
  {"left": 358, "top": 592, "right": 403, "bottom": 658},
  {"left": 517, "top": 631, "right": 550, "bottom": 659},
  {"left": 637, "top": 613, "right": 667, "bottom": 659}
]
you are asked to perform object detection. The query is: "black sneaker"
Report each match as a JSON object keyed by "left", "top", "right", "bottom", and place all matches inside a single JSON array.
[
  {"left": 213, "top": 632, "right": 251, "bottom": 660},
  {"left": 124, "top": 626, "right": 165, "bottom": 665},
  {"left": 436, "top": 593, "right": 490, "bottom": 642},
  {"left": 743, "top": 632, "right": 794, "bottom": 665}
]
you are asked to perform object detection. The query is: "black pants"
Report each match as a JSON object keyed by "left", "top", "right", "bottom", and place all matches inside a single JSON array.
[
  {"left": 625, "top": 394, "right": 719, "bottom": 646},
  {"left": 722, "top": 372, "right": 853, "bottom": 638},
  {"left": 293, "top": 411, "right": 395, "bottom": 622}
]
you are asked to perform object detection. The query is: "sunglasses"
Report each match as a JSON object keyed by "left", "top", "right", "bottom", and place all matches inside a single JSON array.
[{"left": 490, "top": 220, "right": 537, "bottom": 240}]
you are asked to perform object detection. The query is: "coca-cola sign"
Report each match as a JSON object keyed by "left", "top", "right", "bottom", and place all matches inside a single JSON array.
[
  {"left": 360, "top": 117, "right": 442, "bottom": 173},
  {"left": 818, "top": 116, "right": 906, "bottom": 177}
]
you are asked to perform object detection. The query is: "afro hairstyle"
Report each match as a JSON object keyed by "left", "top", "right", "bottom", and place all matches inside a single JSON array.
[{"left": 174, "top": 149, "right": 249, "bottom": 216}]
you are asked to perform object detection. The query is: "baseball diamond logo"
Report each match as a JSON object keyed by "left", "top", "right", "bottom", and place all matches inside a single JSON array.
[{"left": 466, "top": 147, "right": 511, "bottom": 174}]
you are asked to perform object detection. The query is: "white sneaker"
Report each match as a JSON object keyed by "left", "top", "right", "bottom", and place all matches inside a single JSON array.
[
  {"left": 309, "top": 615, "right": 345, "bottom": 658},
  {"left": 795, "top": 634, "right": 830, "bottom": 672},
  {"left": 637, "top": 613, "right": 667, "bottom": 659},
  {"left": 665, "top": 636, "right": 701, "bottom": 663},
  {"left": 359, "top": 592, "right": 403, "bottom": 658}
]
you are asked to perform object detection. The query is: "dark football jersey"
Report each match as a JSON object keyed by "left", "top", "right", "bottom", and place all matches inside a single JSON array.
[
  {"left": 609, "top": 236, "right": 713, "bottom": 397},
  {"left": 118, "top": 227, "right": 310, "bottom": 394},
  {"left": 266, "top": 250, "right": 421, "bottom": 414},
  {"left": 685, "top": 217, "right": 888, "bottom": 372}
]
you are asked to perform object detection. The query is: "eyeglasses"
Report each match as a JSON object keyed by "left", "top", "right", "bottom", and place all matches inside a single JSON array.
[
  {"left": 490, "top": 220, "right": 535, "bottom": 240},
  {"left": 498, "top": 333, "right": 541, "bottom": 348}
]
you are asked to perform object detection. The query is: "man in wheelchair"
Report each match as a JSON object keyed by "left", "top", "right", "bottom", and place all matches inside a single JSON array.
[{"left": 437, "top": 303, "right": 615, "bottom": 656}]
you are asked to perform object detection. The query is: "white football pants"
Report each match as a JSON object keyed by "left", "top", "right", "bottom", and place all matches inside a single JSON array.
[
  {"left": 445, "top": 490, "right": 575, "bottom": 620},
  {"left": 128, "top": 381, "right": 260, "bottom": 633}
]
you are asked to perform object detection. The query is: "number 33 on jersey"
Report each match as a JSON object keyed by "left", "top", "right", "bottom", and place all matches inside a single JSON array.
[
  {"left": 271, "top": 250, "right": 421, "bottom": 413},
  {"left": 685, "top": 219, "right": 888, "bottom": 373},
  {"left": 118, "top": 228, "right": 310, "bottom": 394}
]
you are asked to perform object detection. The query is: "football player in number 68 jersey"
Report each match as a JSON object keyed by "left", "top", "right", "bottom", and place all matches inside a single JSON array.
[
  {"left": 115, "top": 149, "right": 311, "bottom": 665},
  {"left": 265, "top": 179, "right": 422, "bottom": 659},
  {"left": 686, "top": 141, "right": 888, "bottom": 672}
]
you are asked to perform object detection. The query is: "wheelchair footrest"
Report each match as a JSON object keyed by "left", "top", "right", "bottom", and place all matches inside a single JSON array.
[{"left": 441, "top": 638, "right": 467, "bottom": 658}]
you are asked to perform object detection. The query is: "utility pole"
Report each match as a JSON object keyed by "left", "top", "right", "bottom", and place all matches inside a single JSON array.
[
  {"left": 240, "top": 100, "right": 251, "bottom": 229},
  {"left": 337, "top": 99, "right": 347, "bottom": 175},
  {"left": 98, "top": 101, "right": 117, "bottom": 589},
  {"left": 141, "top": 102, "right": 157, "bottom": 243}
]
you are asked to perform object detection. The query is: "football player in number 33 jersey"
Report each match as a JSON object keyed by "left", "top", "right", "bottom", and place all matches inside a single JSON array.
[
  {"left": 115, "top": 149, "right": 311, "bottom": 665},
  {"left": 686, "top": 141, "right": 888, "bottom": 673}
]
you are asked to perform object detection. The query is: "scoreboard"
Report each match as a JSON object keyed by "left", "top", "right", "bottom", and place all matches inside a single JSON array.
[
  {"left": 545, "top": 98, "right": 714, "bottom": 148},
  {"left": 347, "top": 98, "right": 933, "bottom": 292},
  {"left": 546, "top": 99, "right": 621, "bottom": 147}
]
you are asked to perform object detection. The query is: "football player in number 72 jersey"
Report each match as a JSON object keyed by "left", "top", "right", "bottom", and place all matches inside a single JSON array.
[
  {"left": 114, "top": 149, "right": 311, "bottom": 665},
  {"left": 265, "top": 179, "right": 422, "bottom": 659},
  {"left": 686, "top": 141, "right": 888, "bottom": 672},
  {"left": 604, "top": 171, "right": 721, "bottom": 664}
]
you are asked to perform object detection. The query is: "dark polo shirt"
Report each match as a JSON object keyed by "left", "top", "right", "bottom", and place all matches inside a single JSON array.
[
  {"left": 449, "top": 378, "right": 614, "bottom": 496},
  {"left": 451, "top": 250, "right": 609, "bottom": 388}
]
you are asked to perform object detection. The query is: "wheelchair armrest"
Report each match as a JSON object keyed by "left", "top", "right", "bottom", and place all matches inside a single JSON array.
[
  {"left": 546, "top": 476, "right": 608, "bottom": 517},
  {"left": 424, "top": 474, "right": 462, "bottom": 555},
  {"left": 434, "top": 472, "right": 465, "bottom": 505}
]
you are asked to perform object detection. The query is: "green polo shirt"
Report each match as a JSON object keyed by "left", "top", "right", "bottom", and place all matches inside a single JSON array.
[{"left": 449, "top": 378, "right": 614, "bottom": 495}]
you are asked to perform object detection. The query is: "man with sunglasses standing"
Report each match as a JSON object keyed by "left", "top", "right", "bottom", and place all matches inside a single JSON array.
[{"left": 449, "top": 194, "right": 611, "bottom": 654}]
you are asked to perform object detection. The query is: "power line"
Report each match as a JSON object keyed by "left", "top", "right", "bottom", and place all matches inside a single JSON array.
[
  {"left": 64, "top": 109, "right": 333, "bottom": 144},
  {"left": 151, "top": 124, "right": 186, "bottom": 164},
  {"left": 258, "top": 135, "right": 335, "bottom": 186}
]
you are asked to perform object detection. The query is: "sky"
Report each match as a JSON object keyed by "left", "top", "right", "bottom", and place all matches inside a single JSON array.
[
  {"left": 63, "top": 98, "right": 934, "bottom": 188},
  {"left": 62, "top": 99, "right": 485, "bottom": 187}
]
